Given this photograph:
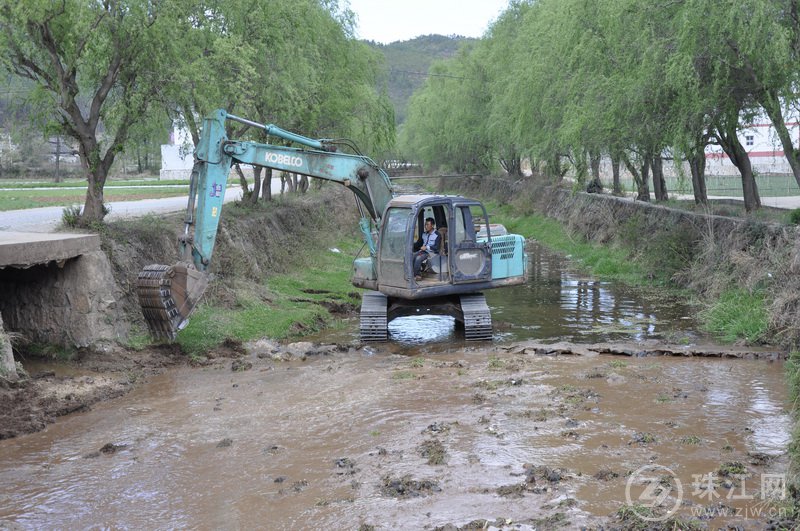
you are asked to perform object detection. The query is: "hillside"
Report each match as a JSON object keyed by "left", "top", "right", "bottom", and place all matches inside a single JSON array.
[{"left": 367, "top": 34, "right": 474, "bottom": 124}]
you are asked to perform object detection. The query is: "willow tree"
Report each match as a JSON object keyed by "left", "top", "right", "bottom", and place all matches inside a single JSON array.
[
  {"left": 401, "top": 48, "right": 493, "bottom": 174},
  {"left": 168, "top": 0, "right": 394, "bottom": 203},
  {"left": 694, "top": 0, "right": 800, "bottom": 192},
  {"left": 474, "top": 1, "right": 533, "bottom": 177},
  {"left": 671, "top": 0, "right": 764, "bottom": 212},
  {"left": 0, "top": 1, "right": 189, "bottom": 224}
]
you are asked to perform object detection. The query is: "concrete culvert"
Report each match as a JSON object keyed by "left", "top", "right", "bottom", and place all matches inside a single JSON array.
[{"left": 0, "top": 232, "right": 127, "bottom": 349}]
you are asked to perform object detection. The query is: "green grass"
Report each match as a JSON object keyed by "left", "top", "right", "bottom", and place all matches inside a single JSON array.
[
  {"left": 700, "top": 288, "right": 768, "bottom": 343},
  {"left": 176, "top": 238, "right": 362, "bottom": 356},
  {"left": 0, "top": 187, "right": 190, "bottom": 211},
  {"left": 787, "top": 351, "right": 800, "bottom": 497}
]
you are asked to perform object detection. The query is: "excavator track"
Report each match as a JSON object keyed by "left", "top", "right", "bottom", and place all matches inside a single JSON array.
[
  {"left": 460, "top": 293, "right": 492, "bottom": 341},
  {"left": 360, "top": 290, "right": 388, "bottom": 341}
]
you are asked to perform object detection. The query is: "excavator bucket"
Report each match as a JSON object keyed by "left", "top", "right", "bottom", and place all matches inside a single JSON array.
[{"left": 137, "top": 262, "right": 209, "bottom": 341}]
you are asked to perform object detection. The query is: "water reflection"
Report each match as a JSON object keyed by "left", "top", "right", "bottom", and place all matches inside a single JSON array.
[
  {"left": 486, "top": 242, "right": 702, "bottom": 344},
  {"left": 387, "top": 315, "right": 456, "bottom": 344},
  {"left": 312, "top": 242, "right": 705, "bottom": 346}
]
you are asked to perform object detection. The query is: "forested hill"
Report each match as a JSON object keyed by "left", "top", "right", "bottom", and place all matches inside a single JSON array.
[{"left": 367, "top": 35, "right": 474, "bottom": 124}]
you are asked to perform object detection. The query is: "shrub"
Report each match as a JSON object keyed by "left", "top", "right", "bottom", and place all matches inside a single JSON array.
[{"left": 61, "top": 205, "right": 82, "bottom": 227}]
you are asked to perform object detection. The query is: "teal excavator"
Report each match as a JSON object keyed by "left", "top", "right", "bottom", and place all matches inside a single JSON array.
[{"left": 137, "top": 109, "right": 528, "bottom": 342}]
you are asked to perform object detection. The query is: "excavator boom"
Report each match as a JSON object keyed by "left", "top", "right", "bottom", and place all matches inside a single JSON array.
[{"left": 137, "top": 109, "right": 394, "bottom": 340}]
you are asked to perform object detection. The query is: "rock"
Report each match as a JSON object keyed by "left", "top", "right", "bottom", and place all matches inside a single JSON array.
[
  {"left": 284, "top": 341, "right": 314, "bottom": 359},
  {"left": 245, "top": 338, "right": 281, "bottom": 358},
  {"left": 231, "top": 359, "right": 253, "bottom": 372},
  {"left": 606, "top": 373, "right": 626, "bottom": 385}
]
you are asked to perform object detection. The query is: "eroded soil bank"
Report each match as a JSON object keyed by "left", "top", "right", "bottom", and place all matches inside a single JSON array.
[{"left": 0, "top": 341, "right": 792, "bottom": 530}]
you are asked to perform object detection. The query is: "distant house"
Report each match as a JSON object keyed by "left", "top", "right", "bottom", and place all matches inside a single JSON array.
[
  {"left": 160, "top": 126, "right": 194, "bottom": 180},
  {"left": 704, "top": 114, "right": 798, "bottom": 176}
]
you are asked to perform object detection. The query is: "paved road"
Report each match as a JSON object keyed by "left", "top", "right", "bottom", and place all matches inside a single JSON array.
[{"left": 0, "top": 180, "right": 292, "bottom": 233}]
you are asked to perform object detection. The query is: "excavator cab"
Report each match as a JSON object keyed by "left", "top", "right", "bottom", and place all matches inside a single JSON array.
[{"left": 372, "top": 195, "right": 497, "bottom": 295}]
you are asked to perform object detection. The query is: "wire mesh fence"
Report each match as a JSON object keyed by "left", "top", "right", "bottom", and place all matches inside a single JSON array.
[{"left": 616, "top": 173, "right": 800, "bottom": 198}]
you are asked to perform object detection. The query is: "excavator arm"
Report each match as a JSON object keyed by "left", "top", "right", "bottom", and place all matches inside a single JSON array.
[{"left": 137, "top": 109, "right": 394, "bottom": 340}]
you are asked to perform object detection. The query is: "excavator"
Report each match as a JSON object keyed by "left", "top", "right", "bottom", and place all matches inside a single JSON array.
[{"left": 137, "top": 109, "right": 528, "bottom": 342}]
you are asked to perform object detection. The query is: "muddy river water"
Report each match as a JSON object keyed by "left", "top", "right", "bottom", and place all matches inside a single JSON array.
[{"left": 0, "top": 244, "right": 793, "bottom": 529}]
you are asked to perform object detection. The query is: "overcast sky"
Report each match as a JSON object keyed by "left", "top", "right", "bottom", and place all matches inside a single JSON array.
[{"left": 347, "top": 0, "right": 510, "bottom": 44}]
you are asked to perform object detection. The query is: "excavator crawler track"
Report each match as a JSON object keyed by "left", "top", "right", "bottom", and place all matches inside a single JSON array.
[
  {"left": 360, "top": 291, "right": 388, "bottom": 341},
  {"left": 460, "top": 293, "right": 492, "bottom": 341}
]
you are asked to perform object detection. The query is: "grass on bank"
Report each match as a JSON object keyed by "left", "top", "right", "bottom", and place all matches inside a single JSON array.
[
  {"left": 0, "top": 187, "right": 191, "bottom": 211},
  {"left": 175, "top": 239, "right": 362, "bottom": 356},
  {"left": 486, "top": 201, "right": 648, "bottom": 285},
  {"left": 700, "top": 288, "right": 769, "bottom": 343}
]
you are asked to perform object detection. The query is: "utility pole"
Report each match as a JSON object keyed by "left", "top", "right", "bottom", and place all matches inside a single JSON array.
[
  {"left": 49, "top": 136, "right": 77, "bottom": 183},
  {"left": 49, "top": 136, "right": 62, "bottom": 183}
]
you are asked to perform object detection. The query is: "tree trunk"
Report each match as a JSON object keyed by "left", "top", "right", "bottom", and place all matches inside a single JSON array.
[
  {"left": 234, "top": 164, "right": 251, "bottom": 200},
  {"left": 250, "top": 166, "right": 262, "bottom": 205},
  {"left": 651, "top": 156, "right": 668, "bottom": 201},
  {"left": 82, "top": 175, "right": 108, "bottom": 222},
  {"left": 0, "top": 314, "right": 18, "bottom": 382},
  {"left": 299, "top": 174, "right": 309, "bottom": 193},
  {"left": 611, "top": 154, "right": 621, "bottom": 195},
  {"left": 622, "top": 154, "right": 650, "bottom": 201},
  {"left": 54, "top": 136, "right": 62, "bottom": 183},
  {"left": 689, "top": 149, "right": 708, "bottom": 206},
  {"left": 500, "top": 147, "right": 522, "bottom": 177},
  {"left": 573, "top": 151, "right": 588, "bottom": 185},
  {"left": 760, "top": 90, "right": 800, "bottom": 189},
  {"left": 261, "top": 167, "right": 272, "bottom": 201},
  {"left": 587, "top": 151, "right": 603, "bottom": 192},
  {"left": 548, "top": 155, "right": 564, "bottom": 182},
  {"left": 717, "top": 124, "right": 761, "bottom": 213},
  {"left": 79, "top": 135, "right": 114, "bottom": 223}
]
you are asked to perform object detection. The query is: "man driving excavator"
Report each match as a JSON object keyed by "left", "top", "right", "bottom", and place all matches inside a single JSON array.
[{"left": 413, "top": 217, "right": 439, "bottom": 280}]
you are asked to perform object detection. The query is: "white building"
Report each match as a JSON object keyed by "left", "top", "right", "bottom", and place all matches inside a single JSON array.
[
  {"left": 160, "top": 126, "right": 194, "bottom": 180},
  {"left": 704, "top": 115, "right": 798, "bottom": 176}
]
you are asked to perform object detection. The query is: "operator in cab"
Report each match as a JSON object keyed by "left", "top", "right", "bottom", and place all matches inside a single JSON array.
[{"left": 413, "top": 217, "right": 439, "bottom": 280}]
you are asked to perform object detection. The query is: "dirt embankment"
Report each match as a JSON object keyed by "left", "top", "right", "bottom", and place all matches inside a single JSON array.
[
  {"left": 2, "top": 188, "right": 361, "bottom": 439},
  {"left": 99, "top": 186, "right": 361, "bottom": 326},
  {"left": 444, "top": 176, "right": 800, "bottom": 349}
]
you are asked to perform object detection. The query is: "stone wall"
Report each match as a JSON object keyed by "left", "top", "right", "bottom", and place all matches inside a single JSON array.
[{"left": 0, "top": 250, "right": 127, "bottom": 348}]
